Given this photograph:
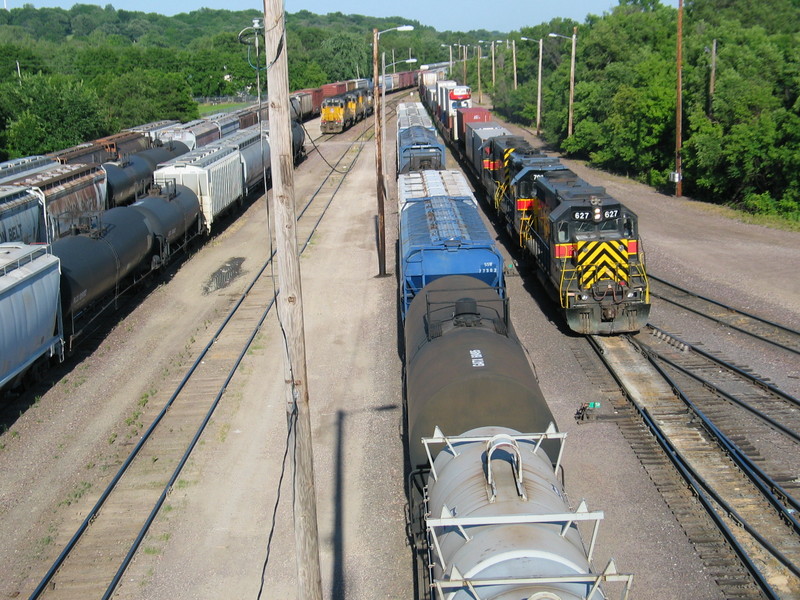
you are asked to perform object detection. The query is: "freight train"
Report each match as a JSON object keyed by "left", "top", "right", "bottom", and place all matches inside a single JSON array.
[
  {"left": 398, "top": 171, "right": 633, "bottom": 598},
  {"left": 418, "top": 78, "right": 650, "bottom": 335},
  {"left": 0, "top": 119, "right": 304, "bottom": 394}
]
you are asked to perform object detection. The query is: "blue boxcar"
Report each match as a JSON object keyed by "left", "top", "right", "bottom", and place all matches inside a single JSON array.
[
  {"left": 398, "top": 170, "right": 504, "bottom": 316},
  {"left": 397, "top": 126, "right": 446, "bottom": 175}
]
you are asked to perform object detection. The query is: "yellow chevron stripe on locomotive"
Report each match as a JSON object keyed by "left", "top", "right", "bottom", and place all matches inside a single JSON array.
[{"left": 576, "top": 240, "right": 631, "bottom": 287}]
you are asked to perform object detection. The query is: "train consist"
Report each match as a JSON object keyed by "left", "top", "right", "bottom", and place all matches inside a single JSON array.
[
  {"left": 0, "top": 118, "right": 302, "bottom": 393},
  {"left": 397, "top": 170, "right": 633, "bottom": 598},
  {"left": 418, "top": 78, "right": 650, "bottom": 334},
  {"left": 321, "top": 86, "right": 372, "bottom": 134}
]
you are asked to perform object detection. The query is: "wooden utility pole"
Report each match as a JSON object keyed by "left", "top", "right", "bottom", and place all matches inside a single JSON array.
[
  {"left": 512, "top": 40, "right": 517, "bottom": 90},
  {"left": 262, "top": 2, "right": 323, "bottom": 599},
  {"left": 708, "top": 38, "right": 717, "bottom": 115},
  {"left": 675, "top": 0, "right": 683, "bottom": 197}
]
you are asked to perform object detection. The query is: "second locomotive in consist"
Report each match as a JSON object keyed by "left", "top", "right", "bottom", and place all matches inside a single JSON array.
[{"left": 419, "top": 81, "right": 650, "bottom": 334}]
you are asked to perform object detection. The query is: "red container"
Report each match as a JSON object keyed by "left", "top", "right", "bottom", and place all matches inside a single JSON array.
[
  {"left": 298, "top": 88, "right": 324, "bottom": 116},
  {"left": 321, "top": 82, "right": 347, "bottom": 98},
  {"left": 457, "top": 107, "right": 492, "bottom": 142}
]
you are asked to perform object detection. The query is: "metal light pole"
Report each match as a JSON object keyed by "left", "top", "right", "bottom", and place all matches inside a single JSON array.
[
  {"left": 372, "top": 25, "right": 413, "bottom": 277},
  {"left": 441, "top": 43, "right": 453, "bottom": 75},
  {"left": 537, "top": 37, "right": 543, "bottom": 135},
  {"left": 512, "top": 40, "right": 517, "bottom": 89},
  {"left": 549, "top": 28, "right": 577, "bottom": 137},
  {"left": 491, "top": 41, "right": 496, "bottom": 87}
]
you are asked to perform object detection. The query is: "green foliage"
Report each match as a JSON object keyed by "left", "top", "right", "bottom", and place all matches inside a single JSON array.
[
  {"left": 0, "top": 73, "right": 111, "bottom": 159},
  {"left": 92, "top": 69, "right": 199, "bottom": 129},
  {"left": 0, "top": 1, "right": 796, "bottom": 222},
  {"left": 489, "top": 0, "right": 799, "bottom": 219}
]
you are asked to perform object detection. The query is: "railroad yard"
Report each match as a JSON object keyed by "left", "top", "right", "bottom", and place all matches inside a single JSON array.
[{"left": 1, "top": 90, "right": 800, "bottom": 600}]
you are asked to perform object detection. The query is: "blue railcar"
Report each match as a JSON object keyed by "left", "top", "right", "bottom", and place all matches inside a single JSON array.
[
  {"left": 398, "top": 170, "right": 504, "bottom": 316},
  {"left": 396, "top": 126, "right": 446, "bottom": 175}
]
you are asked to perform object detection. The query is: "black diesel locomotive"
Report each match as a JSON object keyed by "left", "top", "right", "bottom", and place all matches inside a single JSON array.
[{"left": 420, "top": 83, "right": 650, "bottom": 334}]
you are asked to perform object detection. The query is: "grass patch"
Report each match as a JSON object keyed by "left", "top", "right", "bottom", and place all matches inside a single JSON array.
[
  {"left": 218, "top": 423, "right": 231, "bottom": 443},
  {"left": 199, "top": 102, "right": 250, "bottom": 115},
  {"left": 60, "top": 481, "right": 92, "bottom": 506}
]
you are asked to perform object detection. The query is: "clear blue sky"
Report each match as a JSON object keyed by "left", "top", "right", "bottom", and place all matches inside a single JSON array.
[{"left": 8, "top": 0, "right": 681, "bottom": 33}]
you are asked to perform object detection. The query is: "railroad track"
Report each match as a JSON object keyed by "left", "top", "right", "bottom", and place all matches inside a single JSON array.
[
  {"left": 648, "top": 274, "right": 800, "bottom": 355},
  {"left": 28, "top": 128, "right": 372, "bottom": 600},
  {"left": 586, "top": 332, "right": 800, "bottom": 599}
]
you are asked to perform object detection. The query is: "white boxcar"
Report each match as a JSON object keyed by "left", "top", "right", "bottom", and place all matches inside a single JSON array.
[
  {"left": 0, "top": 186, "right": 47, "bottom": 244},
  {"left": 217, "top": 125, "right": 270, "bottom": 195},
  {"left": 153, "top": 146, "right": 243, "bottom": 233},
  {"left": 0, "top": 243, "right": 63, "bottom": 391}
]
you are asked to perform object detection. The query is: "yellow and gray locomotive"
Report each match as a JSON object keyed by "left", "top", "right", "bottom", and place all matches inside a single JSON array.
[{"left": 481, "top": 135, "right": 650, "bottom": 334}]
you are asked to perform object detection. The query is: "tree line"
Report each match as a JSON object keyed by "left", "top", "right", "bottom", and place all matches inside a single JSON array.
[
  {"left": 0, "top": 1, "right": 796, "bottom": 220},
  {"left": 486, "top": 0, "right": 799, "bottom": 220}
]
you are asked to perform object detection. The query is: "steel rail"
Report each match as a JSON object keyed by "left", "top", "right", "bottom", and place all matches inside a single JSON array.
[
  {"left": 103, "top": 124, "right": 369, "bottom": 599},
  {"left": 648, "top": 274, "right": 800, "bottom": 356},
  {"left": 648, "top": 324, "right": 800, "bottom": 407},
  {"left": 586, "top": 335, "right": 779, "bottom": 599},
  {"left": 634, "top": 337, "right": 800, "bottom": 538}
]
